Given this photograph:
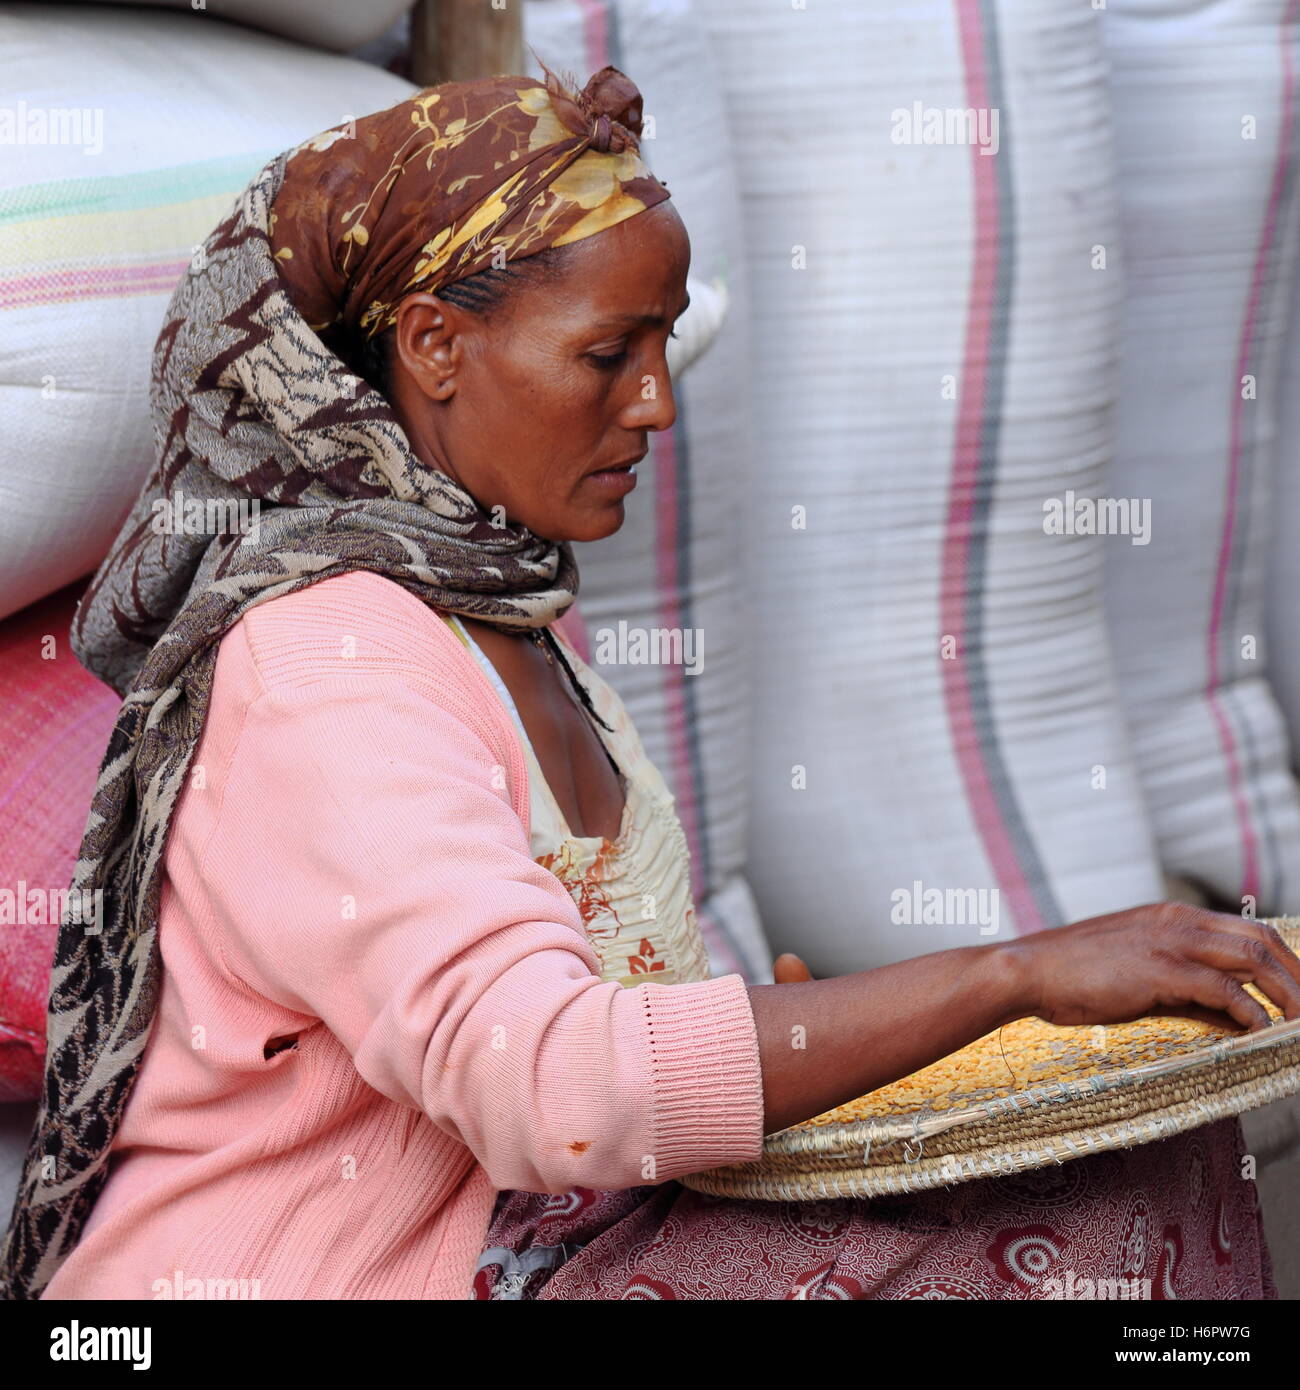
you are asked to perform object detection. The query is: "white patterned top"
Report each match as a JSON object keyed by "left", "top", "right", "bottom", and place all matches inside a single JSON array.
[{"left": 442, "top": 614, "right": 712, "bottom": 989}]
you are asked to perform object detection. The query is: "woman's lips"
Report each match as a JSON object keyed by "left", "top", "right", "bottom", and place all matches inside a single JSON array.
[
  {"left": 585, "top": 447, "right": 644, "bottom": 493},
  {"left": 585, "top": 461, "right": 639, "bottom": 494}
]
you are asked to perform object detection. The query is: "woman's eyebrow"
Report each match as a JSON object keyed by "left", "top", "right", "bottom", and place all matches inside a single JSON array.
[{"left": 591, "top": 294, "right": 691, "bottom": 330}]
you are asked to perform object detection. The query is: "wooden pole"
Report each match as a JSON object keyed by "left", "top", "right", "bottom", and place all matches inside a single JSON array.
[{"left": 410, "top": 0, "right": 525, "bottom": 88}]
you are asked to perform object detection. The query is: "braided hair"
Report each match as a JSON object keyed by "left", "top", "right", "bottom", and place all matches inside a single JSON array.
[
  {"left": 347, "top": 248, "right": 570, "bottom": 394},
  {"left": 536, "top": 627, "right": 616, "bottom": 736}
]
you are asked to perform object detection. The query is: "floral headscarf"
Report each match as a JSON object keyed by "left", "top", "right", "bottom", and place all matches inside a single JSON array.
[{"left": 270, "top": 57, "right": 673, "bottom": 343}]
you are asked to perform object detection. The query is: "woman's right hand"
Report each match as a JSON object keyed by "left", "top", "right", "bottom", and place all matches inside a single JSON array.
[{"left": 1002, "top": 903, "right": 1300, "bottom": 1033}]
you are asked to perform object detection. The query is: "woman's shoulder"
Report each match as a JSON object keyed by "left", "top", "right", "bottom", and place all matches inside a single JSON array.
[
  {"left": 233, "top": 569, "right": 465, "bottom": 695},
  {"left": 210, "top": 570, "right": 523, "bottom": 770},
  {"left": 198, "top": 568, "right": 531, "bottom": 814}
]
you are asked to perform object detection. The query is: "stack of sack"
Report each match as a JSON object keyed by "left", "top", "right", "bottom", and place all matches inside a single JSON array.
[
  {"left": 1103, "top": 0, "right": 1300, "bottom": 917},
  {"left": 73, "top": 0, "right": 414, "bottom": 51},
  {"left": 696, "top": 0, "right": 1300, "bottom": 1297},
  {"left": 0, "top": 4, "right": 415, "bottom": 622}
]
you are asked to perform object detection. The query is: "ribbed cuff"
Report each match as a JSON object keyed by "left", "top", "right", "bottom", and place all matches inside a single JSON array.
[{"left": 637, "top": 973, "right": 765, "bottom": 1178}]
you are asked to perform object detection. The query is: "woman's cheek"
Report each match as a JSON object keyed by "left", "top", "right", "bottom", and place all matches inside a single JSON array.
[{"left": 549, "top": 377, "right": 610, "bottom": 444}]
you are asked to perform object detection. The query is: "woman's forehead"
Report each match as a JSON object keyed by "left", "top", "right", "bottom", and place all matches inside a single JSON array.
[{"left": 550, "top": 211, "right": 690, "bottom": 320}]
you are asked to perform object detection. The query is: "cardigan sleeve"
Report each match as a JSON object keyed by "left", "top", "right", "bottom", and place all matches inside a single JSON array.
[{"left": 192, "top": 600, "right": 765, "bottom": 1194}]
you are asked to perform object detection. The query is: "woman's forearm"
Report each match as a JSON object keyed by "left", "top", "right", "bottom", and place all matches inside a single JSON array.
[{"left": 746, "top": 943, "right": 1031, "bottom": 1134}]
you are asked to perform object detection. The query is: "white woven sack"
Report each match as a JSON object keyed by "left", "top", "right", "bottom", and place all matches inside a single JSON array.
[
  {"left": 523, "top": 0, "right": 775, "bottom": 983},
  {"left": 696, "top": 0, "right": 1165, "bottom": 976},
  {"left": 1263, "top": 158, "right": 1300, "bottom": 1341},
  {"left": 1102, "top": 0, "right": 1300, "bottom": 914},
  {"left": 75, "top": 0, "right": 412, "bottom": 52},
  {"left": 0, "top": 5, "right": 413, "bottom": 621}
]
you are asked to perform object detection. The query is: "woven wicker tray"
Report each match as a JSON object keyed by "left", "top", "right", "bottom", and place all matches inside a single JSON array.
[{"left": 681, "top": 917, "right": 1300, "bottom": 1201}]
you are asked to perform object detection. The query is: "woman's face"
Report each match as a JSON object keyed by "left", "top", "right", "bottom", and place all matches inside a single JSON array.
[{"left": 386, "top": 201, "right": 691, "bottom": 544}]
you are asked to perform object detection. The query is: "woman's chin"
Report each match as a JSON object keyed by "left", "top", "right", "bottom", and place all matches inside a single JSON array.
[
  {"left": 545, "top": 500, "right": 628, "bottom": 545},
  {"left": 590, "top": 500, "right": 632, "bottom": 538}
]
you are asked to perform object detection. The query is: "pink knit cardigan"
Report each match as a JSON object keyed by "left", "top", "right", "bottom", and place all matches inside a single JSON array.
[{"left": 41, "top": 571, "right": 765, "bottom": 1300}]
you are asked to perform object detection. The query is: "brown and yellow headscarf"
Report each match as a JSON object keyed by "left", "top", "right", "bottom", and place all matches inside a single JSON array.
[{"left": 270, "top": 59, "right": 673, "bottom": 343}]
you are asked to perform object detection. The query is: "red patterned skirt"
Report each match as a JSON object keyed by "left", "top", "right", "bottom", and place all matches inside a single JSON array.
[{"left": 472, "top": 1118, "right": 1275, "bottom": 1300}]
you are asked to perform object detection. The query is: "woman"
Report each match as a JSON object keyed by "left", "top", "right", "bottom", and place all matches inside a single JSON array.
[{"left": 4, "top": 63, "right": 1295, "bottom": 1302}]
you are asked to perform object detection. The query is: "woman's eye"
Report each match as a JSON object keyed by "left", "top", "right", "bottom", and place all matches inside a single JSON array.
[{"left": 587, "top": 349, "right": 628, "bottom": 370}]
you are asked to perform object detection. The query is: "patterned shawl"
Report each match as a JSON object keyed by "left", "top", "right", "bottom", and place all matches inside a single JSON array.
[{"left": 1, "top": 62, "right": 671, "bottom": 1299}]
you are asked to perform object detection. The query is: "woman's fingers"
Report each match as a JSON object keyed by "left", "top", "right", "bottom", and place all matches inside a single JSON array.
[
  {"left": 773, "top": 953, "right": 814, "bottom": 985},
  {"left": 1188, "top": 911, "right": 1300, "bottom": 984},
  {"left": 1175, "top": 962, "right": 1275, "bottom": 1032},
  {"left": 1234, "top": 918, "right": 1300, "bottom": 993},
  {"left": 1176, "top": 924, "right": 1300, "bottom": 1022}
]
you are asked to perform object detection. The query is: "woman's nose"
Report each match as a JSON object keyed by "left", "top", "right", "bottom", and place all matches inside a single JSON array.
[{"left": 624, "top": 361, "right": 677, "bottom": 434}]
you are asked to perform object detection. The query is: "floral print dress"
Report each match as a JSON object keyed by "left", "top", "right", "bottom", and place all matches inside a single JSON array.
[{"left": 445, "top": 617, "right": 1277, "bottom": 1302}]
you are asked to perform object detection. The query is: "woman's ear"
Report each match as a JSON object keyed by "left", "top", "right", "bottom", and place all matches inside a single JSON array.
[{"left": 392, "top": 292, "right": 460, "bottom": 402}]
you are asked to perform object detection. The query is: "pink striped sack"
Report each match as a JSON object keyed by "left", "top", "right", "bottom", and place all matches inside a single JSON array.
[
  {"left": 696, "top": 0, "right": 1166, "bottom": 975},
  {"left": 1102, "top": 0, "right": 1300, "bottom": 914},
  {"left": 0, "top": 4, "right": 414, "bottom": 622},
  {"left": 1254, "top": 23, "right": 1300, "bottom": 1303},
  {"left": 1266, "top": 159, "right": 1300, "bottom": 776},
  {"left": 0, "top": 583, "right": 119, "bottom": 1102}
]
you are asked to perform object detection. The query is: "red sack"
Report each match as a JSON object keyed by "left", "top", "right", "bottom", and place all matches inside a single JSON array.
[{"left": 0, "top": 581, "right": 118, "bottom": 1101}]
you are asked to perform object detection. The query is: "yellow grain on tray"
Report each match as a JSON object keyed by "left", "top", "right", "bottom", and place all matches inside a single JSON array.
[{"left": 798, "top": 984, "right": 1284, "bottom": 1129}]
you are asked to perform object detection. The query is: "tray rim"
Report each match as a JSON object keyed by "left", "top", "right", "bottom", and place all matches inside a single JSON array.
[
  {"left": 682, "top": 1060, "right": 1300, "bottom": 1201},
  {"left": 762, "top": 1008, "right": 1300, "bottom": 1158}
]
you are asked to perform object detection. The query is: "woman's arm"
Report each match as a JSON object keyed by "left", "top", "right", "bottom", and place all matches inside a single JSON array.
[
  {"left": 749, "top": 942, "right": 1023, "bottom": 1133},
  {"left": 750, "top": 905, "right": 1300, "bottom": 1134}
]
